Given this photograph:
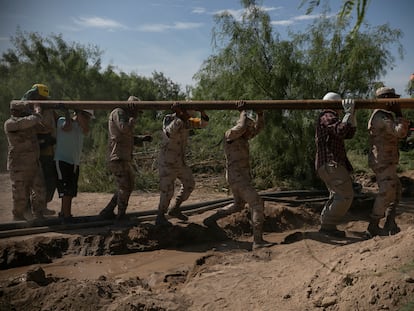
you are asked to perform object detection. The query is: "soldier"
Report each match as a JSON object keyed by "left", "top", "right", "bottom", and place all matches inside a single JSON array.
[
  {"left": 315, "top": 92, "right": 356, "bottom": 237},
  {"left": 155, "top": 102, "right": 209, "bottom": 226},
  {"left": 99, "top": 96, "right": 152, "bottom": 221},
  {"left": 21, "top": 84, "right": 57, "bottom": 215},
  {"left": 55, "top": 108, "right": 94, "bottom": 223},
  {"left": 204, "top": 102, "right": 271, "bottom": 250},
  {"left": 4, "top": 101, "right": 47, "bottom": 221},
  {"left": 366, "top": 87, "right": 409, "bottom": 236}
]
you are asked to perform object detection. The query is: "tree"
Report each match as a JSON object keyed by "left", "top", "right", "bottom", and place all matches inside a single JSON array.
[
  {"left": 192, "top": 0, "right": 402, "bottom": 188},
  {"left": 299, "top": 0, "right": 370, "bottom": 34}
]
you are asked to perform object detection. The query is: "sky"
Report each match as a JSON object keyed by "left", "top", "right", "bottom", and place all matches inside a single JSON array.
[{"left": 1, "top": 0, "right": 413, "bottom": 97}]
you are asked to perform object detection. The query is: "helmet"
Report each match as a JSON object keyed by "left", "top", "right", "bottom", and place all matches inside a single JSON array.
[
  {"left": 21, "top": 84, "right": 50, "bottom": 100},
  {"left": 322, "top": 92, "right": 341, "bottom": 100},
  {"left": 375, "top": 86, "right": 400, "bottom": 98},
  {"left": 32, "top": 84, "right": 49, "bottom": 98}
]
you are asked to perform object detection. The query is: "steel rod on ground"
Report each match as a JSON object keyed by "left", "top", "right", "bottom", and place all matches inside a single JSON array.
[{"left": 11, "top": 98, "right": 414, "bottom": 110}]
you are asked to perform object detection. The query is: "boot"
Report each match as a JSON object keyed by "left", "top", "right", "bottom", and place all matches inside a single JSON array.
[
  {"left": 366, "top": 217, "right": 384, "bottom": 237},
  {"left": 252, "top": 224, "right": 272, "bottom": 250},
  {"left": 167, "top": 200, "right": 188, "bottom": 221},
  {"left": 42, "top": 207, "right": 56, "bottom": 216},
  {"left": 99, "top": 194, "right": 117, "bottom": 219},
  {"left": 116, "top": 204, "right": 129, "bottom": 221},
  {"left": 155, "top": 212, "right": 172, "bottom": 227},
  {"left": 319, "top": 224, "right": 346, "bottom": 238},
  {"left": 383, "top": 206, "right": 400, "bottom": 235}
]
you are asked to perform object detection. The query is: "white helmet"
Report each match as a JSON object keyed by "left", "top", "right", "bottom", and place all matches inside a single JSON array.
[{"left": 323, "top": 92, "right": 341, "bottom": 100}]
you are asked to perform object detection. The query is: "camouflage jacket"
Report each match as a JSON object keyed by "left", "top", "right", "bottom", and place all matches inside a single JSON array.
[
  {"left": 368, "top": 109, "right": 409, "bottom": 170},
  {"left": 4, "top": 113, "right": 42, "bottom": 171}
]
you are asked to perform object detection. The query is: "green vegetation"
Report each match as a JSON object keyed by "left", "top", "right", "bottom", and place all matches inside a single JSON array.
[{"left": 1, "top": 1, "right": 412, "bottom": 193}]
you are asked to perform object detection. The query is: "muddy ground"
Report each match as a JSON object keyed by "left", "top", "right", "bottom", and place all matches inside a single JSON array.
[{"left": 0, "top": 172, "right": 413, "bottom": 311}]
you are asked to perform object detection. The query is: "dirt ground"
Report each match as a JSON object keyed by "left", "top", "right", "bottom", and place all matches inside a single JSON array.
[{"left": 0, "top": 172, "right": 413, "bottom": 311}]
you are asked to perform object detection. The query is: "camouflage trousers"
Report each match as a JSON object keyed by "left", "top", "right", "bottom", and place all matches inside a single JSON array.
[
  {"left": 370, "top": 164, "right": 401, "bottom": 219},
  {"left": 229, "top": 180, "right": 264, "bottom": 229},
  {"left": 108, "top": 160, "right": 135, "bottom": 210},
  {"left": 317, "top": 163, "right": 354, "bottom": 226},
  {"left": 10, "top": 164, "right": 46, "bottom": 217},
  {"left": 158, "top": 164, "right": 195, "bottom": 213}
]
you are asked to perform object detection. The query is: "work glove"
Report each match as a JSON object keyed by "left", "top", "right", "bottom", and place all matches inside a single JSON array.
[
  {"left": 236, "top": 100, "right": 246, "bottom": 111},
  {"left": 341, "top": 98, "right": 356, "bottom": 126}
]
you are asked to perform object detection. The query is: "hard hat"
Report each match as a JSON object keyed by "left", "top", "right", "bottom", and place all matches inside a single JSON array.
[
  {"left": 375, "top": 86, "right": 400, "bottom": 98},
  {"left": 32, "top": 84, "right": 50, "bottom": 98},
  {"left": 21, "top": 84, "right": 50, "bottom": 100},
  {"left": 322, "top": 92, "right": 341, "bottom": 100}
]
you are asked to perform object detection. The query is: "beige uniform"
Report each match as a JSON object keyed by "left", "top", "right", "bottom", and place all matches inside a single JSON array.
[
  {"left": 106, "top": 108, "right": 137, "bottom": 213},
  {"left": 368, "top": 109, "right": 409, "bottom": 219},
  {"left": 223, "top": 111, "right": 265, "bottom": 237},
  {"left": 157, "top": 114, "right": 206, "bottom": 214},
  {"left": 35, "top": 109, "right": 57, "bottom": 202},
  {"left": 4, "top": 113, "right": 46, "bottom": 218}
]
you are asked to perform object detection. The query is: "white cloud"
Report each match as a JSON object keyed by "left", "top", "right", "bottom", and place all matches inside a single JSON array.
[
  {"left": 192, "top": 7, "right": 206, "bottom": 14},
  {"left": 137, "top": 22, "right": 203, "bottom": 32},
  {"left": 271, "top": 20, "right": 294, "bottom": 26},
  {"left": 73, "top": 16, "right": 127, "bottom": 30},
  {"left": 271, "top": 13, "right": 323, "bottom": 27}
]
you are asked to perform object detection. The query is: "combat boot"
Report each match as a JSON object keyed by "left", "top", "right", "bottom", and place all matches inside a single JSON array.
[
  {"left": 383, "top": 206, "right": 400, "bottom": 235},
  {"left": 319, "top": 224, "right": 346, "bottom": 238},
  {"left": 99, "top": 194, "right": 117, "bottom": 219},
  {"left": 167, "top": 200, "right": 188, "bottom": 221},
  {"left": 252, "top": 224, "right": 272, "bottom": 250},
  {"left": 366, "top": 217, "right": 384, "bottom": 237},
  {"left": 155, "top": 212, "right": 172, "bottom": 227},
  {"left": 116, "top": 204, "right": 129, "bottom": 221}
]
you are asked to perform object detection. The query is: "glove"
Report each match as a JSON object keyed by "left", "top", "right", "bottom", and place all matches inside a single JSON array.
[
  {"left": 342, "top": 99, "right": 355, "bottom": 114},
  {"left": 236, "top": 100, "right": 246, "bottom": 111},
  {"left": 127, "top": 103, "right": 138, "bottom": 118},
  {"left": 341, "top": 99, "right": 355, "bottom": 125}
]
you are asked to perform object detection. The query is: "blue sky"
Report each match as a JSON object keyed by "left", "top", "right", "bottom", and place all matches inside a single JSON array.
[{"left": 1, "top": 0, "right": 413, "bottom": 97}]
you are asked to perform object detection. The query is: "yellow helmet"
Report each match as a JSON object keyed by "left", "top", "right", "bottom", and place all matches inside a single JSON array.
[
  {"left": 21, "top": 83, "right": 50, "bottom": 100},
  {"left": 32, "top": 84, "right": 50, "bottom": 98}
]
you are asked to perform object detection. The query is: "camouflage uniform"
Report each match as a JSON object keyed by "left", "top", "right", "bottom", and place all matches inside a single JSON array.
[
  {"left": 100, "top": 107, "right": 150, "bottom": 219},
  {"left": 156, "top": 112, "right": 208, "bottom": 224},
  {"left": 4, "top": 103, "right": 46, "bottom": 220},
  {"left": 368, "top": 109, "right": 409, "bottom": 221},
  {"left": 36, "top": 109, "right": 57, "bottom": 203},
  {"left": 205, "top": 110, "right": 268, "bottom": 248}
]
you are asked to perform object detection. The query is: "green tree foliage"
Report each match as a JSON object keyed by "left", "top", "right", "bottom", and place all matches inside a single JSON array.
[
  {"left": 299, "top": 0, "right": 370, "bottom": 35},
  {"left": 192, "top": 0, "right": 402, "bottom": 189},
  {"left": 0, "top": 30, "right": 186, "bottom": 191}
]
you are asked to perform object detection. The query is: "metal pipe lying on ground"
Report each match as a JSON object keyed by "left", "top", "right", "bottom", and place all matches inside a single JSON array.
[{"left": 10, "top": 98, "right": 414, "bottom": 111}]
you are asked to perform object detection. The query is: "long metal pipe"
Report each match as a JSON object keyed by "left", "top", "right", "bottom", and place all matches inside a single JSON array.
[{"left": 10, "top": 98, "right": 414, "bottom": 110}]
